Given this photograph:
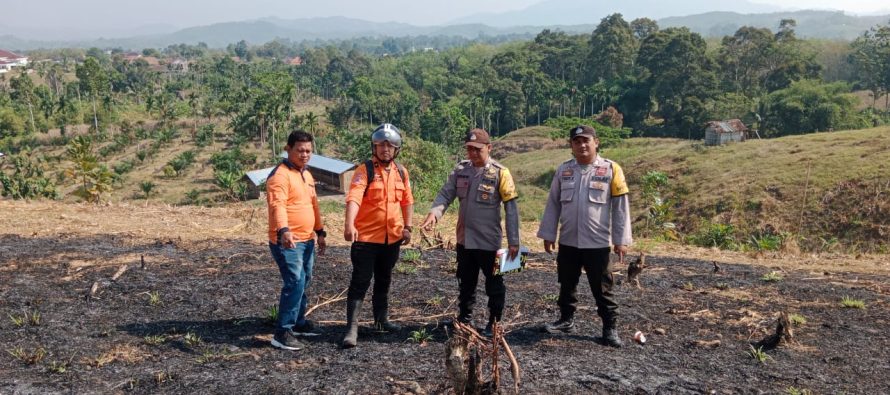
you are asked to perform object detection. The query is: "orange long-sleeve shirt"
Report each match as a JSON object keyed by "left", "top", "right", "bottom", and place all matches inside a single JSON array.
[
  {"left": 346, "top": 159, "right": 414, "bottom": 244},
  {"left": 266, "top": 161, "right": 323, "bottom": 243}
]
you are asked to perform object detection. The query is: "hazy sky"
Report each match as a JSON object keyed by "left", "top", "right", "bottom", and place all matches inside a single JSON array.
[
  {"left": 0, "top": 0, "right": 540, "bottom": 28},
  {"left": 2, "top": 0, "right": 887, "bottom": 29},
  {"left": 758, "top": 0, "right": 889, "bottom": 14}
]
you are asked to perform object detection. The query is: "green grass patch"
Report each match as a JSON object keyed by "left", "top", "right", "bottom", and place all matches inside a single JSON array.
[
  {"left": 840, "top": 296, "right": 866, "bottom": 309},
  {"left": 748, "top": 345, "right": 771, "bottom": 363},
  {"left": 407, "top": 328, "right": 433, "bottom": 344},
  {"left": 761, "top": 271, "right": 783, "bottom": 282}
]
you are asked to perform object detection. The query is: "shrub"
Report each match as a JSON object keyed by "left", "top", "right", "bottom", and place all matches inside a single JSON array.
[
  {"left": 397, "top": 137, "right": 453, "bottom": 204},
  {"left": 544, "top": 116, "right": 632, "bottom": 148},
  {"left": 747, "top": 229, "right": 789, "bottom": 252},
  {"left": 113, "top": 160, "right": 134, "bottom": 175},
  {"left": 407, "top": 328, "right": 433, "bottom": 344},
  {"left": 639, "top": 171, "right": 677, "bottom": 240},
  {"left": 689, "top": 221, "right": 736, "bottom": 249},
  {"left": 195, "top": 124, "right": 215, "bottom": 147},
  {"left": 0, "top": 156, "right": 59, "bottom": 199},
  {"left": 211, "top": 148, "right": 256, "bottom": 175},
  {"left": 762, "top": 80, "right": 868, "bottom": 136},
  {"left": 0, "top": 108, "right": 26, "bottom": 138},
  {"left": 140, "top": 181, "right": 156, "bottom": 198},
  {"left": 166, "top": 150, "right": 196, "bottom": 175},
  {"left": 157, "top": 128, "right": 179, "bottom": 143}
]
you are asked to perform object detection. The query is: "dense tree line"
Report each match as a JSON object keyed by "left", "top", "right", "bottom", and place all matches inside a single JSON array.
[{"left": 2, "top": 14, "right": 889, "bottom": 151}]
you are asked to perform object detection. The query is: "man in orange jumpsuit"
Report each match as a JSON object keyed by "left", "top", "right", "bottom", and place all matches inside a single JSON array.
[{"left": 341, "top": 123, "right": 414, "bottom": 348}]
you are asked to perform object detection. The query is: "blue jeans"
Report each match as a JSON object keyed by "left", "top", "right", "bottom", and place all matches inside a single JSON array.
[{"left": 269, "top": 240, "right": 315, "bottom": 335}]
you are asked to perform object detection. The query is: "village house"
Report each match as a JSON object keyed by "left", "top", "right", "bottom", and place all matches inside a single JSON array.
[
  {"left": 0, "top": 49, "right": 29, "bottom": 74},
  {"left": 242, "top": 153, "right": 357, "bottom": 199},
  {"left": 704, "top": 119, "right": 748, "bottom": 146}
]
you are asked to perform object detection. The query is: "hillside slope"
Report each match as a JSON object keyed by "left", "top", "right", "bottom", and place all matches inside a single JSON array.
[{"left": 500, "top": 126, "right": 890, "bottom": 252}]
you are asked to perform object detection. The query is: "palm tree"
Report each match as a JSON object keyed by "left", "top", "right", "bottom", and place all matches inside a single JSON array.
[{"left": 305, "top": 112, "right": 319, "bottom": 133}]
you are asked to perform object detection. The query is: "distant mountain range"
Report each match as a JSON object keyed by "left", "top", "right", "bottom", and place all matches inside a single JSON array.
[
  {"left": 661, "top": 10, "right": 890, "bottom": 39},
  {"left": 2, "top": 10, "right": 887, "bottom": 51},
  {"left": 0, "top": 17, "right": 596, "bottom": 50},
  {"left": 450, "top": 0, "right": 780, "bottom": 26}
]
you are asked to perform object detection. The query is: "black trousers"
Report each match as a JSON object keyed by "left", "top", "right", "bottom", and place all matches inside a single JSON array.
[
  {"left": 348, "top": 241, "right": 402, "bottom": 316},
  {"left": 456, "top": 244, "right": 505, "bottom": 322},
  {"left": 556, "top": 245, "right": 618, "bottom": 326}
]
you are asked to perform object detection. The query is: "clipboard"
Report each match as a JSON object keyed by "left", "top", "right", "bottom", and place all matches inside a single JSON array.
[{"left": 494, "top": 246, "right": 529, "bottom": 275}]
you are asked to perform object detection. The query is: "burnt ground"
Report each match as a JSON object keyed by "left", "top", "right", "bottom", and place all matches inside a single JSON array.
[{"left": 1, "top": 230, "right": 889, "bottom": 395}]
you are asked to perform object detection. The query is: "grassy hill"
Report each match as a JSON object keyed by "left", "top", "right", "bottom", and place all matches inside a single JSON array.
[
  {"left": 4, "top": 122, "right": 888, "bottom": 253},
  {"left": 499, "top": 126, "right": 890, "bottom": 253}
]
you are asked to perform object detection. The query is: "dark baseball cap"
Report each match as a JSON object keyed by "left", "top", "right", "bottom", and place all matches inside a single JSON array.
[
  {"left": 465, "top": 128, "right": 491, "bottom": 148},
  {"left": 569, "top": 125, "right": 597, "bottom": 139}
]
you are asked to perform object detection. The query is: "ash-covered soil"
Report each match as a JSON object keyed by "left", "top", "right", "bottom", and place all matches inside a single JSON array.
[{"left": 2, "top": 229, "right": 889, "bottom": 394}]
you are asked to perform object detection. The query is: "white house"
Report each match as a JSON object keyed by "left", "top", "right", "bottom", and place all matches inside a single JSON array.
[{"left": 0, "top": 49, "right": 28, "bottom": 73}]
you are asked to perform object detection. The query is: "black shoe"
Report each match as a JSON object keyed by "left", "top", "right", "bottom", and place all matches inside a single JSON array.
[
  {"left": 602, "top": 328, "right": 624, "bottom": 348},
  {"left": 293, "top": 320, "right": 320, "bottom": 336},
  {"left": 544, "top": 318, "right": 575, "bottom": 334},
  {"left": 271, "top": 331, "right": 304, "bottom": 351},
  {"left": 374, "top": 320, "right": 402, "bottom": 333}
]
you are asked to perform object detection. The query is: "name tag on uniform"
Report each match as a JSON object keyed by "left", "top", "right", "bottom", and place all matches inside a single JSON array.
[
  {"left": 562, "top": 170, "right": 574, "bottom": 176},
  {"left": 590, "top": 181, "right": 607, "bottom": 190},
  {"left": 595, "top": 167, "right": 608, "bottom": 176}
]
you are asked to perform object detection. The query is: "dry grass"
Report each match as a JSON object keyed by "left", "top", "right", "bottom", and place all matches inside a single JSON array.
[
  {"left": 87, "top": 344, "right": 146, "bottom": 367},
  {"left": 3, "top": 199, "right": 888, "bottom": 276}
]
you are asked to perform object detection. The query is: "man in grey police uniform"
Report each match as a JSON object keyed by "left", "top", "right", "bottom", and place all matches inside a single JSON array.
[
  {"left": 421, "top": 128, "right": 520, "bottom": 336},
  {"left": 537, "top": 124, "right": 632, "bottom": 347}
]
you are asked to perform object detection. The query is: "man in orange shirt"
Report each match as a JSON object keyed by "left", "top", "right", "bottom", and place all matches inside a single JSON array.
[
  {"left": 341, "top": 123, "right": 414, "bottom": 348},
  {"left": 266, "top": 130, "right": 327, "bottom": 351}
]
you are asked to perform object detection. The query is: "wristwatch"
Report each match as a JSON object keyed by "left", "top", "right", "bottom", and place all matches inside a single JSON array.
[
  {"left": 315, "top": 229, "right": 327, "bottom": 238},
  {"left": 403, "top": 226, "right": 413, "bottom": 233}
]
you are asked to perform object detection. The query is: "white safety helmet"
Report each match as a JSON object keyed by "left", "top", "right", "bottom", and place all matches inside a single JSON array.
[{"left": 371, "top": 123, "right": 402, "bottom": 148}]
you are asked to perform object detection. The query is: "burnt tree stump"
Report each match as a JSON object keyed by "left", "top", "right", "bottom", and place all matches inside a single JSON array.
[{"left": 755, "top": 312, "right": 794, "bottom": 350}]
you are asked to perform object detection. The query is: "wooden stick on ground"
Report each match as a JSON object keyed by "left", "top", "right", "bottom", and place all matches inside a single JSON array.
[
  {"left": 305, "top": 288, "right": 347, "bottom": 317},
  {"left": 500, "top": 334, "right": 521, "bottom": 392},
  {"left": 88, "top": 281, "right": 99, "bottom": 299},
  {"left": 111, "top": 264, "right": 128, "bottom": 281}
]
